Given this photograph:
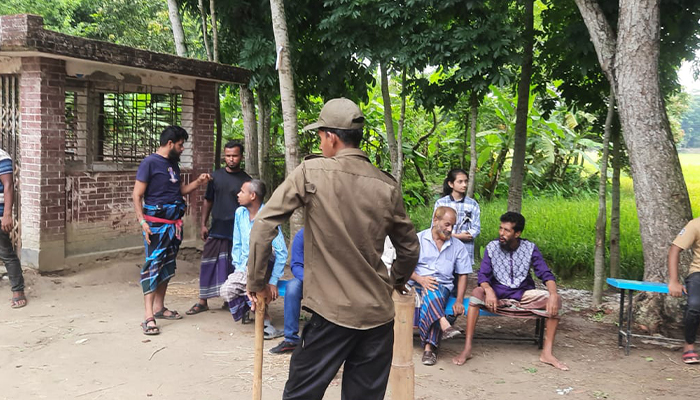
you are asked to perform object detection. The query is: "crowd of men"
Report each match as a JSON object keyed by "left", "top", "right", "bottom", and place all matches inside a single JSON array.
[
  {"left": 121, "top": 98, "right": 572, "bottom": 400},
  {"left": 8, "top": 96, "right": 700, "bottom": 399}
]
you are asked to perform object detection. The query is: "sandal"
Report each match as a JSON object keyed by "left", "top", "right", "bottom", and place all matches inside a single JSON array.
[
  {"left": 141, "top": 317, "right": 160, "bottom": 335},
  {"left": 421, "top": 350, "right": 437, "bottom": 366},
  {"left": 10, "top": 294, "right": 27, "bottom": 309},
  {"left": 442, "top": 326, "right": 461, "bottom": 340},
  {"left": 186, "top": 303, "right": 209, "bottom": 315},
  {"left": 154, "top": 307, "right": 183, "bottom": 320},
  {"left": 683, "top": 350, "right": 700, "bottom": 364}
]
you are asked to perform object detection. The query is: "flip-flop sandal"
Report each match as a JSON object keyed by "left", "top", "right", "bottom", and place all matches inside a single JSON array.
[
  {"left": 263, "top": 324, "right": 284, "bottom": 340},
  {"left": 154, "top": 307, "right": 183, "bottom": 320},
  {"left": 141, "top": 317, "right": 160, "bottom": 336},
  {"left": 682, "top": 350, "right": 700, "bottom": 364},
  {"left": 186, "top": 303, "right": 209, "bottom": 315},
  {"left": 10, "top": 295, "right": 26, "bottom": 309}
]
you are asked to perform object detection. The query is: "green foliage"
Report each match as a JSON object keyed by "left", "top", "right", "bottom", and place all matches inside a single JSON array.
[{"left": 681, "top": 94, "right": 700, "bottom": 148}]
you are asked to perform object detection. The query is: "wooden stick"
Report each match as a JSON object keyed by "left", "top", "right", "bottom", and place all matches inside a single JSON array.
[
  {"left": 389, "top": 289, "right": 415, "bottom": 400},
  {"left": 252, "top": 292, "right": 266, "bottom": 400}
]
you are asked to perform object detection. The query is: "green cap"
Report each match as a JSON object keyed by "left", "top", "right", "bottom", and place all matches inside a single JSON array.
[{"left": 302, "top": 98, "right": 365, "bottom": 131}]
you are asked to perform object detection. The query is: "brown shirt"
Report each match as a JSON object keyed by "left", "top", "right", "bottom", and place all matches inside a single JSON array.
[
  {"left": 673, "top": 217, "right": 700, "bottom": 275},
  {"left": 247, "top": 148, "right": 420, "bottom": 329}
]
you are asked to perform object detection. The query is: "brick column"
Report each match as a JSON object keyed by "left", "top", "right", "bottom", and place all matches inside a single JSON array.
[
  {"left": 19, "top": 56, "right": 66, "bottom": 271},
  {"left": 185, "top": 80, "right": 216, "bottom": 240}
]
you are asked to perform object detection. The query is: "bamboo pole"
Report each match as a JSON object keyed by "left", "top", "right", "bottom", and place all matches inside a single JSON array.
[
  {"left": 252, "top": 293, "right": 266, "bottom": 400},
  {"left": 389, "top": 289, "right": 415, "bottom": 400}
]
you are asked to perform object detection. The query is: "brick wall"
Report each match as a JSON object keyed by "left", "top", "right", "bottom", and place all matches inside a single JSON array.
[
  {"left": 19, "top": 56, "right": 66, "bottom": 269},
  {"left": 65, "top": 170, "right": 193, "bottom": 256}
]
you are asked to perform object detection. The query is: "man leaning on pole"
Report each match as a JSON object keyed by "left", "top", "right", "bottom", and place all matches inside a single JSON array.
[{"left": 246, "top": 98, "right": 420, "bottom": 400}]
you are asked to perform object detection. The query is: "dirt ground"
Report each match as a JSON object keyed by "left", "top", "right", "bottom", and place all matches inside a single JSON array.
[{"left": 0, "top": 251, "right": 697, "bottom": 400}]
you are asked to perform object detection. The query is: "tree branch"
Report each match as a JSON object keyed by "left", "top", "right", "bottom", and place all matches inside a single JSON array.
[{"left": 574, "top": 0, "right": 617, "bottom": 89}]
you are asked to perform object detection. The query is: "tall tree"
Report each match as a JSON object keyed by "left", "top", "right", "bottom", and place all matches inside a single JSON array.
[
  {"left": 241, "top": 86, "right": 259, "bottom": 178},
  {"left": 166, "top": 0, "right": 188, "bottom": 56},
  {"left": 609, "top": 127, "right": 622, "bottom": 278},
  {"left": 467, "top": 92, "right": 479, "bottom": 198},
  {"left": 269, "top": 0, "right": 302, "bottom": 234},
  {"left": 575, "top": 0, "right": 694, "bottom": 328},
  {"left": 380, "top": 63, "right": 401, "bottom": 181},
  {"left": 593, "top": 91, "right": 614, "bottom": 306},
  {"left": 507, "top": 0, "right": 535, "bottom": 213}
]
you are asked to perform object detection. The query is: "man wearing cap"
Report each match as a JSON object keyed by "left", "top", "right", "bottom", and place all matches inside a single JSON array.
[{"left": 246, "top": 98, "right": 420, "bottom": 400}]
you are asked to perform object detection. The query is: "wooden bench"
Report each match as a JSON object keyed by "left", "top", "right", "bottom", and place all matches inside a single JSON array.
[
  {"left": 278, "top": 280, "right": 544, "bottom": 348},
  {"left": 606, "top": 278, "right": 683, "bottom": 355},
  {"left": 443, "top": 296, "right": 545, "bottom": 349}
]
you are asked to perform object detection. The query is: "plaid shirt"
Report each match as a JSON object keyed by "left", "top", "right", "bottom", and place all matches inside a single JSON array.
[{"left": 433, "top": 194, "right": 481, "bottom": 264}]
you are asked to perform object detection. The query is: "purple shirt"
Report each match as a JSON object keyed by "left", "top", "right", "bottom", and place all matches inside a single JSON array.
[{"left": 477, "top": 239, "right": 555, "bottom": 301}]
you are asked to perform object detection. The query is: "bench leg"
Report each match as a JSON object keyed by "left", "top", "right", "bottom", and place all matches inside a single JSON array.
[
  {"left": 618, "top": 289, "right": 625, "bottom": 348},
  {"left": 536, "top": 317, "right": 544, "bottom": 350},
  {"left": 625, "top": 290, "right": 634, "bottom": 356}
]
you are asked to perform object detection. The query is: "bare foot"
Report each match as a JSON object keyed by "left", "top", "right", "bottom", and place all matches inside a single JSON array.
[
  {"left": 452, "top": 350, "right": 472, "bottom": 366},
  {"left": 539, "top": 354, "right": 569, "bottom": 371},
  {"left": 10, "top": 291, "right": 27, "bottom": 308}
]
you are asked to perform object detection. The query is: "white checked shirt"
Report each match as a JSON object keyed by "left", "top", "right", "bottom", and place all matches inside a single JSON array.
[{"left": 433, "top": 194, "right": 481, "bottom": 264}]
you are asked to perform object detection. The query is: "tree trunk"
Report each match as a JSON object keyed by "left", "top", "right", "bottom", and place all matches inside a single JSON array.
[
  {"left": 269, "top": 0, "right": 302, "bottom": 235},
  {"left": 209, "top": 0, "right": 219, "bottom": 63},
  {"left": 380, "top": 63, "right": 399, "bottom": 180},
  {"left": 257, "top": 93, "right": 271, "bottom": 185},
  {"left": 208, "top": 0, "right": 222, "bottom": 169},
  {"left": 593, "top": 91, "right": 614, "bottom": 307},
  {"left": 166, "top": 0, "right": 188, "bottom": 56},
  {"left": 240, "top": 86, "right": 259, "bottom": 178},
  {"left": 609, "top": 126, "right": 621, "bottom": 278},
  {"left": 467, "top": 92, "right": 479, "bottom": 199},
  {"left": 575, "top": 0, "right": 693, "bottom": 330},
  {"left": 197, "top": 0, "right": 212, "bottom": 61},
  {"left": 507, "top": 0, "right": 534, "bottom": 213},
  {"left": 396, "top": 69, "right": 406, "bottom": 184}
]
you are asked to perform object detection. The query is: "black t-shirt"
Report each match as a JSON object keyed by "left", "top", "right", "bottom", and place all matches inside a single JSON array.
[
  {"left": 205, "top": 168, "right": 251, "bottom": 239},
  {"left": 135, "top": 153, "right": 183, "bottom": 205}
]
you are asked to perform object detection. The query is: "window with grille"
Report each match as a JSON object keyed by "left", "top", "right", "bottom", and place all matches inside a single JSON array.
[{"left": 65, "top": 85, "right": 183, "bottom": 166}]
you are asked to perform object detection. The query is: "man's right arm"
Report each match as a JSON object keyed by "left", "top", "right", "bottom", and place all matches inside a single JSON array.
[
  {"left": 389, "top": 190, "right": 420, "bottom": 292},
  {"left": 247, "top": 165, "right": 306, "bottom": 293},
  {"left": 668, "top": 244, "right": 685, "bottom": 297},
  {"left": 132, "top": 180, "right": 151, "bottom": 244},
  {"left": 477, "top": 246, "right": 498, "bottom": 312},
  {"left": 201, "top": 199, "right": 213, "bottom": 240}
]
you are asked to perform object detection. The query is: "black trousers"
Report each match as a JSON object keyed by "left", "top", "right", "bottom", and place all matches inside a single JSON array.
[{"left": 282, "top": 313, "right": 394, "bottom": 400}]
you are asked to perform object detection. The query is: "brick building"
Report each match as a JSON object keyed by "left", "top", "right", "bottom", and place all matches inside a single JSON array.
[{"left": 0, "top": 14, "right": 250, "bottom": 272}]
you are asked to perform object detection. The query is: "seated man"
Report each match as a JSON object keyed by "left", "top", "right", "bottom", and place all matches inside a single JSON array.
[
  {"left": 411, "top": 206, "right": 471, "bottom": 366},
  {"left": 220, "top": 179, "right": 287, "bottom": 339},
  {"left": 452, "top": 211, "right": 568, "bottom": 371},
  {"left": 270, "top": 227, "right": 305, "bottom": 354}
]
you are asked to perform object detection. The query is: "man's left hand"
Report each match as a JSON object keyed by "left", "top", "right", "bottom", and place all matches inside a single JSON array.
[
  {"left": 546, "top": 293, "right": 560, "bottom": 317},
  {"left": 1, "top": 215, "right": 12, "bottom": 233}
]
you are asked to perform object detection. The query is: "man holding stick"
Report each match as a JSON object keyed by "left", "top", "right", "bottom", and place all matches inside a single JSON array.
[{"left": 246, "top": 98, "right": 420, "bottom": 400}]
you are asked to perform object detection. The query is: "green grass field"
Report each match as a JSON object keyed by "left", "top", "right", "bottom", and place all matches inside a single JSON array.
[{"left": 407, "top": 152, "right": 700, "bottom": 287}]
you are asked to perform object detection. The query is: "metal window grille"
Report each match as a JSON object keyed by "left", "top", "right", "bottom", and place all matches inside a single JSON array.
[
  {"left": 65, "top": 85, "right": 182, "bottom": 165},
  {"left": 0, "top": 75, "right": 21, "bottom": 250}
]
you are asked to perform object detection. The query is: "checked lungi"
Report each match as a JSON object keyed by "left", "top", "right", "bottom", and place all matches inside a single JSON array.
[
  {"left": 199, "top": 237, "right": 233, "bottom": 299},
  {"left": 140, "top": 202, "right": 186, "bottom": 294},
  {"left": 413, "top": 283, "right": 451, "bottom": 348},
  {"left": 469, "top": 287, "right": 561, "bottom": 318}
]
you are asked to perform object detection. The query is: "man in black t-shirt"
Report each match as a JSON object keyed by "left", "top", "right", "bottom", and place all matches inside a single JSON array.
[{"left": 186, "top": 141, "right": 251, "bottom": 315}]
